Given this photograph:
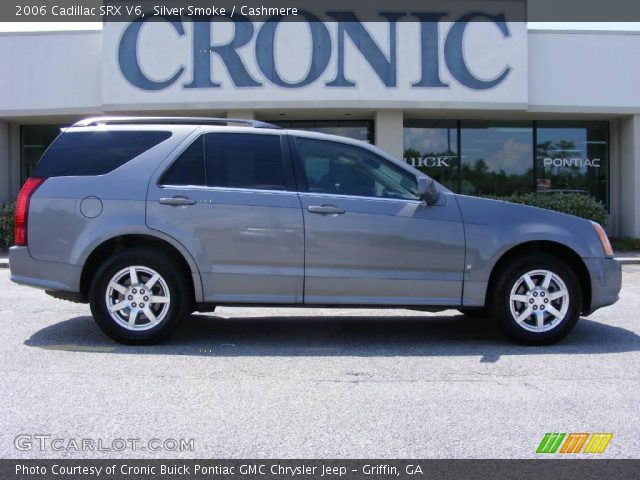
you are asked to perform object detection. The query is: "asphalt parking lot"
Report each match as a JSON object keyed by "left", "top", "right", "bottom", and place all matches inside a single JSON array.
[{"left": 0, "top": 265, "right": 638, "bottom": 459}]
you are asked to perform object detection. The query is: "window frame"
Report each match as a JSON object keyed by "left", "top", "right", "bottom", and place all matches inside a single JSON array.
[
  {"left": 158, "top": 131, "right": 296, "bottom": 192},
  {"left": 289, "top": 135, "right": 422, "bottom": 202}
]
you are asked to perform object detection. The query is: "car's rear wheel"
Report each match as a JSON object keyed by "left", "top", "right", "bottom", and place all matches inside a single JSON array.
[
  {"left": 89, "top": 249, "right": 190, "bottom": 344},
  {"left": 492, "top": 254, "right": 582, "bottom": 345}
]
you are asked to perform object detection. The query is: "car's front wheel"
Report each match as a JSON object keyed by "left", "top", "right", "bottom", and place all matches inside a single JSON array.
[
  {"left": 492, "top": 254, "right": 582, "bottom": 345},
  {"left": 89, "top": 249, "right": 191, "bottom": 344}
]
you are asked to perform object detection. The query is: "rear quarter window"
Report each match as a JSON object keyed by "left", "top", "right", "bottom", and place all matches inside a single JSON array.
[{"left": 31, "top": 130, "right": 172, "bottom": 177}]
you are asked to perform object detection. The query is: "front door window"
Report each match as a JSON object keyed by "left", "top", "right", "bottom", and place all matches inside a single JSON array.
[{"left": 295, "top": 138, "right": 419, "bottom": 200}]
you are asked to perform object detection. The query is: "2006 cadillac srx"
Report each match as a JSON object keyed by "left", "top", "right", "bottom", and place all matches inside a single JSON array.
[{"left": 9, "top": 117, "right": 621, "bottom": 345}]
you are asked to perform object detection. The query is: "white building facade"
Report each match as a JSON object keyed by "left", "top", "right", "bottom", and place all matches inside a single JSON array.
[{"left": 1, "top": 17, "right": 639, "bottom": 236}]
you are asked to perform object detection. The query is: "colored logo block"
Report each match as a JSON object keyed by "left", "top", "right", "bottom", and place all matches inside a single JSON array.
[{"left": 537, "top": 433, "right": 612, "bottom": 454}]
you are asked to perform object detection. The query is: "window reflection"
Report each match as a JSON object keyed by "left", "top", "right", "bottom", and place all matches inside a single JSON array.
[
  {"left": 460, "top": 122, "right": 533, "bottom": 196},
  {"left": 296, "top": 138, "right": 418, "bottom": 200},
  {"left": 403, "top": 120, "right": 458, "bottom": 191},
  {"left": 403, "top": 120, "right": 609, "bottom": 207},
  {"left": 536, "top": 122, "right": 608, "bottom": 206}
]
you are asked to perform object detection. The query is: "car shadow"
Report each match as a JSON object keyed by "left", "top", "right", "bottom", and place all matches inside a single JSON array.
[{"left": 23, "top": 312, "right": 640, "bottom": 362}]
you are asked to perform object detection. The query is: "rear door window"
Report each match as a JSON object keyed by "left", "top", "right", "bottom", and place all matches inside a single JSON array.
[
  {"left": 160, "top": 136, "right": 206, "bottom": 186},
  {"left": 32, "top": 130, "right": 172, "bottom": 177},
  {"left": 204, "top": 133, "right": 285, "bottom": 190}
]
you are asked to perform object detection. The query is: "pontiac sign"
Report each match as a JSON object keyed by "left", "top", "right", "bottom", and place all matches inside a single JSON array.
[
  {"left": 543, "top": 158, "right": 602, "bottom": 168},
  {"left": 102, "top": 6, "right": 527, "bottom": 109}
]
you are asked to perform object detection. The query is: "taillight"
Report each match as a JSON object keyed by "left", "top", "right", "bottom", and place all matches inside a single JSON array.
[{"left": 15, "top": 177, "right": 46, "bottom": 247}]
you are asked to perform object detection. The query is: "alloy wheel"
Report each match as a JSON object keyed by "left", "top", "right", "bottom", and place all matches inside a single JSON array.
[
  {"left": 105, "top": 265, "right": 171, "bottom": 331},
  {"left": 508, "top": 269, "right": 570, "bottom": 333}
]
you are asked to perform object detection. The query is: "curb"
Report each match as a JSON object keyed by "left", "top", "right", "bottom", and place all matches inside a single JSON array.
[{"left": 616, "top": 257, "right": 640, "bottom": 265}]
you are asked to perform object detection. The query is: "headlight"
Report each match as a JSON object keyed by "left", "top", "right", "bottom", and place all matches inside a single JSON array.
[{"left": 590, "top": 221, "right": 614, "bottom": 258}]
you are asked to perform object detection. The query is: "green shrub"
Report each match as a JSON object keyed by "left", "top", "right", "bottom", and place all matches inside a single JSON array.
[
  {"left": 610, "top": 237, "right": 640, "bottom": 252},
  {"left": 0, "top": 202, "right": 15, "bottom": 251},
  {"left": 484, "top": 193, "right": 608, "bottom": 226}
]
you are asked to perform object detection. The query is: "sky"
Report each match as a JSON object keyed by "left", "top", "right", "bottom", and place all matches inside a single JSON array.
[
  {"left": 1, "top": 22, "right": 640, "bottom": 32},
  {"left": 529, "top": 22, "right": 640, "bottom": 30}
]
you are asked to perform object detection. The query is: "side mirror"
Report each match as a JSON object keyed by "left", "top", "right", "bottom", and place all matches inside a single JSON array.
[
  {"left": 416, "top": 175, "right": 428, "bottom": 196},
  {"left": 416, "top": 175, "right": 440, "bottom": 205}
]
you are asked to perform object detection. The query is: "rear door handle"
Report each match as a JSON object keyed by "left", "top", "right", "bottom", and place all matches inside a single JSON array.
[
  {"left": 307, "top": 205, "right": 345, "bottom": 215},
  {"left": 159, "top": 196, "right": 197, "bottom": 206}
]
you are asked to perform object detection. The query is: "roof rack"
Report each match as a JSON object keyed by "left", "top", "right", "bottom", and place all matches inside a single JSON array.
[{"left": 72, "top": 116, "right": 282, "bottom": 129}]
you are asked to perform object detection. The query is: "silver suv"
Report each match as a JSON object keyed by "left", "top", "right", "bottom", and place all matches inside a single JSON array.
[{"left": 9, "top": 117, "right": 621, "bottom": 345}]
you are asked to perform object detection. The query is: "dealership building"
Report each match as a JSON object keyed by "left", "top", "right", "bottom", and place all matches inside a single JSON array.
[{"left": 1, "top": 14, "right": 640, "bottom": 237}]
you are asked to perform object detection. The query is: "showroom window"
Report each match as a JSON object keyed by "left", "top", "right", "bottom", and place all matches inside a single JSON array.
[
  {"left": 535, "top": 122, "right": 609, "bottom": 206},
  {"left": 459, "top": 121, "right": 534, "bottom": 196},
  {"left": 273, "top": 120, "right": 373, "bottom": 143},
  {"left": 20, "top": 125, "right": 64, "bottom": 183},
  {"left": 403, "top": 120, "right": 609, "bottom": 206},
  {"left": 403, "top": 120, "right": 458, "bottom": 191}
]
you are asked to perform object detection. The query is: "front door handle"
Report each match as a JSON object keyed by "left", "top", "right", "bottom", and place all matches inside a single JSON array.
[
  {"left": 159, "top": 196, "right": 197, "bottom": 206},
  {"left": 307, "top": 205, "right": 345, "bottom": 215}
]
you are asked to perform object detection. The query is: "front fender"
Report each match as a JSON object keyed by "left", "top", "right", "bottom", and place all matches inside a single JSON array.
[{"left": 455, "top": 195, "right": 602, "bottom": 307}]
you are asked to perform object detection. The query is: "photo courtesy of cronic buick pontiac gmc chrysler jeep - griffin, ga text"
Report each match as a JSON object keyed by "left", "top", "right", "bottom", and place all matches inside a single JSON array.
[{"left": 9, "top": 117, "right": 621, "bottom": 345}]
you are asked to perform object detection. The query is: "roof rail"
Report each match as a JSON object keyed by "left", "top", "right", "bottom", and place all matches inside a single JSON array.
[{"left": 72, "top": 116, "right": 282, "bottom": 129}]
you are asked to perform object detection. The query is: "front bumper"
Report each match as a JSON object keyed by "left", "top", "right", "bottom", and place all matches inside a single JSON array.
[
  {"left": 9, "top": 246, "right": 81, "bottom": 293},
  {"left": 584, "top": 257, "right": 622, "bottom": 314}
]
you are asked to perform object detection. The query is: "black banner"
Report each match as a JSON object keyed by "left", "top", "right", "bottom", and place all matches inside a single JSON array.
[
  {"left": 3, "top": 0, "right": 640, "bottom": 22},
  {"left": 3, "top": 459, "right": 640, "bottom": 480}
]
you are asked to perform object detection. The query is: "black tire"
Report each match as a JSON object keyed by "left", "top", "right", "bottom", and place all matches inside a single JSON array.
[
  {"left": 458, "top": 307, "right": 490, "bottom": 319},
  {"left": 491, "top": 253, "right": 582, "bottom": 345},
  {"left": 89, "top": 248, "right": 191, "bottom": 344}
]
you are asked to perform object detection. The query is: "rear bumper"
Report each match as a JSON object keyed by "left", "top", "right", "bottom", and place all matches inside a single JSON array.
[
  {"left": 584, "top": 257, "right": 622, "bottom": 314},
  {"left": 9, "top": 246, "right": 81, "bottom": 293}
]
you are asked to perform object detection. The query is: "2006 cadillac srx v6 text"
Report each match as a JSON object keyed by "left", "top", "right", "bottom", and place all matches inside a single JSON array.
[{"left": 9, "top": 117, "right": 621, "bottom": 345}]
